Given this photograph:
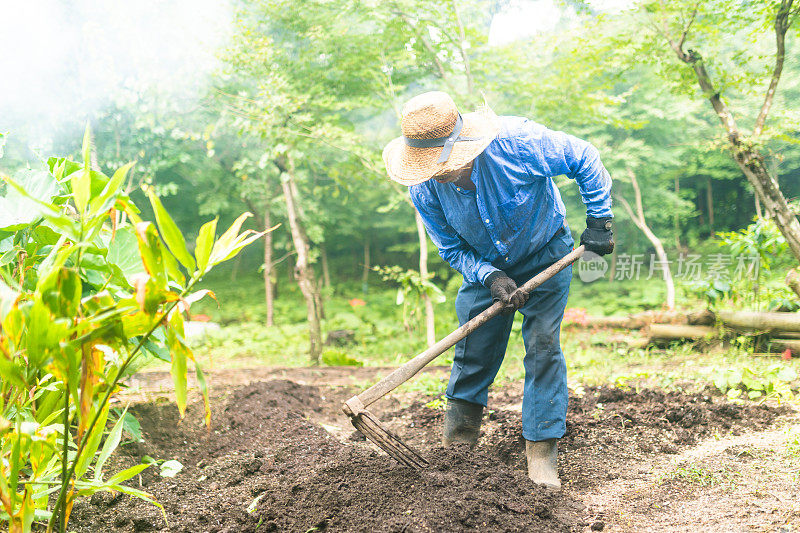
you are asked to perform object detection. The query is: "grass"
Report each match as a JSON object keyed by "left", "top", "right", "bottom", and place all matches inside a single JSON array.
[
  {"left": 660, "top": 462, "right": 738, "bottom": 487},
  {"left": 787, "top": 425, "right": 800, "bottom": 459},
  {"left": 133, "top": 268, "right": 800, "bottom": 405}
]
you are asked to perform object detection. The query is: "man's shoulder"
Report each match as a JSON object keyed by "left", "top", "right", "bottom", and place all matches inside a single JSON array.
[
  {"left": 481, "top": 115, "right": 546, "bottom": 161},
  {"left": 496, "top": 115, "right": 547, "bottom": 141}
]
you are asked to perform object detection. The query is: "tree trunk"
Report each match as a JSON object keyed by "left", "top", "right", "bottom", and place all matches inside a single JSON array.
[
  {"left": 314, "top": 278, "right": 326, "bottom": 320},
  {"left": 674, "top": 176, "right": 683, "bottom": 250},
  {"left": 276, "top": 157, "right": 322, "bottom": 363},
  {"left": 362, "top": 237, "right": 370, "bottom": 294},
  {"left": 451, "top": 0, "right": 474, "bottom": 99},
  {"left": 706, "top": 177, "right": 715, "bottom": 236},
  {"left": 229, "top": 252, "right": 242, "bottom": 282},
  {"left": 647, "top": 324, "right": 715, "bottom": 343},
  {"left": 320, "top": 244, "right": 331, "bottom": 289},
  {"left": 415, "top": 210, "right": 436, "bottom": 347},
  {"left": 770, "top": 338, "right": 800, "bottom": 353},
  {"left": 665, "top": 29, "right": 800, "bottom": 263},
  {"left": 263, "top": 202, "right": 274, "bottom": 327},
  {"left": 717, "top": 310, "right": 800, "bottom": 334},
  {"left": 608, "top": 244, "right": 617, "bottom": 284},
  {"left": 731, "top": 146, "right": 800, "bottom": 262},
  {"left": 787, "top": 268, "right": 800, "bottom": 299},
  {"left": 617, "top": 169, "right": 676, "bottom": 310}
]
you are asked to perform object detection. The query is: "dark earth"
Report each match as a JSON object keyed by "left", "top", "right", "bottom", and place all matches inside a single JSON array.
[{"left": 67, "top": 377, "right": 789, "bottom": 532}]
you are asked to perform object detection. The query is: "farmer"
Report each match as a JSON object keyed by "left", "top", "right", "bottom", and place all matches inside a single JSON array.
[{"left": 382, "top": 91, "right": 614, "bottom": 490}]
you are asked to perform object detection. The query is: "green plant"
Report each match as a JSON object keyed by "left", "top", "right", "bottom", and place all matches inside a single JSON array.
[
  {"left": 713, "top": 364, "right": 797, "bottom": 403},
  {"left": 684, "top": 279, "right": 732, "bottom": 310},
  {"left": 0, "top": 127, "right": 265, "bottom": 532},
  {"left": 320, "top": 350, "right": 363, "bottom": 367},
  {"left": 786, "top": 425, "right": 800, "bottom": 459},
  {"left": 373, "top": 265, "right": 445, "bottom": 333},
  {"left": 662, "top": 462, "right": 733, "bottom": 487},
  {"left": 424, "top": 397, "right": 446, "bottom": 410},
  {"left": 716, "top": 218, "right": 791, "bottom": 310}
]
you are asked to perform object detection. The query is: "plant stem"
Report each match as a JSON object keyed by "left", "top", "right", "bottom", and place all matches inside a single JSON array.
[{"left": 59, "top": 388, "right": 68, "bottom": 533}]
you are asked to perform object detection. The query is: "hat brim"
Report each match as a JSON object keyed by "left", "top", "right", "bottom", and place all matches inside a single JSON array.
[{"left": 383, "top": 106, "right": 501, "bottom": 186}]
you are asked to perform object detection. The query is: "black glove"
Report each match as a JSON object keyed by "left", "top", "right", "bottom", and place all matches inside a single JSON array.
[
  {"left": 580, "top": 216, "right": 614, "bottom": 256},
  {"left": 484, "top": 271, "right": 527, "bottom": 314}
]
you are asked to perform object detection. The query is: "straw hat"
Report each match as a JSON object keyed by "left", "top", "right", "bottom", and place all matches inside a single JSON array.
[{"left": 383, "top": 91, "right": 501, "bottom": 186}]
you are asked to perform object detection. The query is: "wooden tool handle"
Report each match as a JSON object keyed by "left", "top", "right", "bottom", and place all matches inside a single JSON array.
[{"left": 345, "top": 246, "right": 585, "bottom": 413}]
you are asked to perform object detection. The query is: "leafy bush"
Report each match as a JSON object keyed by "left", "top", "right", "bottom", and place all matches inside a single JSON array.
[
  {"left": 0, "top": 128, "right": 264, "bottom": 532},
  {"left": 373, "top": 265, "right": 445, "bottom": 333},
  {"left": 320, "top": 349, "right": 363, "bottom": 367},
  {"left": 713, "top": 364, "right": 797, "bottom": 403}
]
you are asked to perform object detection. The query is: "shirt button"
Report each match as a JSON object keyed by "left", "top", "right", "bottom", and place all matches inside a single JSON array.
[
  {"left": 485, "top": 218, "right": 490, "bottom": 224},
  {"left": 495, "top": 240, "right": 500, "bottom": 245},
  {"left": 456, "top": 187, "right": 462, "bottom": 191},
  {"left": 505, "top": 257, "right": 510, "bottom": 262}
]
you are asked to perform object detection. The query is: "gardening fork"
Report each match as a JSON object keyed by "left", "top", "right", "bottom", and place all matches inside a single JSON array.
[{"left": 342, "top": 245, "right": 586, "bottom": 468}]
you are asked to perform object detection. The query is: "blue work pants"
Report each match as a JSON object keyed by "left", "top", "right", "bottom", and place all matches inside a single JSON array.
[{"left": 445, "top": 226, "right": 573, "bottom": 442}]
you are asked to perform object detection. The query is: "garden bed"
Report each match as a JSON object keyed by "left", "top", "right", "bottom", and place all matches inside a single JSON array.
[{"left": 68, "top": 376, "right": 788, "bottom": 532}]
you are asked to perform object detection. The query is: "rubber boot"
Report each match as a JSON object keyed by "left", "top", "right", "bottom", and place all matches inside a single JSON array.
[
  {"left": 526, "top": 439, "right": 561, "bottom": 490},
  {"left": 442, "top": 398, "right": 483, "bottom": 447}
]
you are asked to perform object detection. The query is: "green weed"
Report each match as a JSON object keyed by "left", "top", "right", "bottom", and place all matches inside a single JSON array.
[
  {"left": 662, "top": 462, "right": 735, "bottom": 486},
  {"left": 786, "top": 425, "right": 800, "bottom": 459}
]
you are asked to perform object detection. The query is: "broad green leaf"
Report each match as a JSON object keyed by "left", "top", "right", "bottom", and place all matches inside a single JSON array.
[
  {"left": 161, "top": 240, "right": 185, "bottom": 285},
  {"left": 0, "top": 171, "right": 60, "bottom": 230},
  {"left": 94, "top": 408, "right": 127, "bottom": 481},
  {"left": 74, "top": 404, "right": 110, "bottom": 478},
  {"left": 70, "top": 167, "right": 91, "bottom": 216},
  {"left": 105, "top": 463, "right": 149, "bottom": 485},
  {"left": 105, "top": 227, "right": 146, "bottom": 284},
  {"left": 195, "top": 362, "right": 211, "bottom": 427},
  {"left": 38, "top": 267, "right": 81, "bottom": 318},
  {"left": 107, "top": 484, "right": 164, "bottom": 522},
  {"left": 208, "top": 212, "right": 252, "bottom": 265},
  {"left": 0, "top": 277, "right": 19, "bottom": 320},
  {"left": 89, "top": 161, "right": 134, "bottom": 215},
  {"left": 147, "top": 188, "right": 195, "bottom": 271},
  {"left": 133, "top": 222, "right": 167, "bottom": 289},
  {"left": 194, "top": 218, "right": 218, "bottom": 273},
  {"left": 159, "top": 460, "right": 183, "bottom": 478},
  {"left": 185, "top": 289, "right": 217, "bottom": 307},
  {"left": 167, "top": 327, "right": 189, "bottom": 417},
  {"left": 119, "top": 411, "right": 143, "bottom": 442},
  {"left": 212, "top": 230, "right": 266, "bottom": 265}
]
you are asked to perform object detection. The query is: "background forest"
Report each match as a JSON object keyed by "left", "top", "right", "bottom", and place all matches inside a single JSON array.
[{"left": 2, "top": 0, "right": 800, "bottom": 363}]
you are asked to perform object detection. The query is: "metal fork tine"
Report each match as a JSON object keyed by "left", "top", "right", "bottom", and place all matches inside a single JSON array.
[{"left": 350, "top": 410, "right": 428, "bottom": 469}]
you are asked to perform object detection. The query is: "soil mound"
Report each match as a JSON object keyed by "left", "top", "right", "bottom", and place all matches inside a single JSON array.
[{"left": 70, "top": 380, "right": 579, "bottom": 532}]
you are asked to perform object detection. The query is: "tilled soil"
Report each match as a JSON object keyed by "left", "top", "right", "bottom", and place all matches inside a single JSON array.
[{"left": 69, "top": 379, "right": 786, "bottom": 532}]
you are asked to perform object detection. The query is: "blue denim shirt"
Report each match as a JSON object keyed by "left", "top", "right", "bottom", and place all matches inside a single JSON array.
[{"left": 410, "top": 116, "right": 613, "bottom": 285}]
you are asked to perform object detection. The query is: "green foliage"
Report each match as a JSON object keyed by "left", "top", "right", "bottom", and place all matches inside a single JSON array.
[
  {"left": 0, "top": 129, "right": 264, "bottom": 532},
  {"left": 684, "top": 279, "right": 732, "bottom": 309},
  {"left": 320, "top": 350, "right": 363, "bottom": 367},
  {"left": 374, "top": 265, "right": 445, "bottom": 333},
  {"left": 713, "top": 364, "right": 797, "bottom": 403}
]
